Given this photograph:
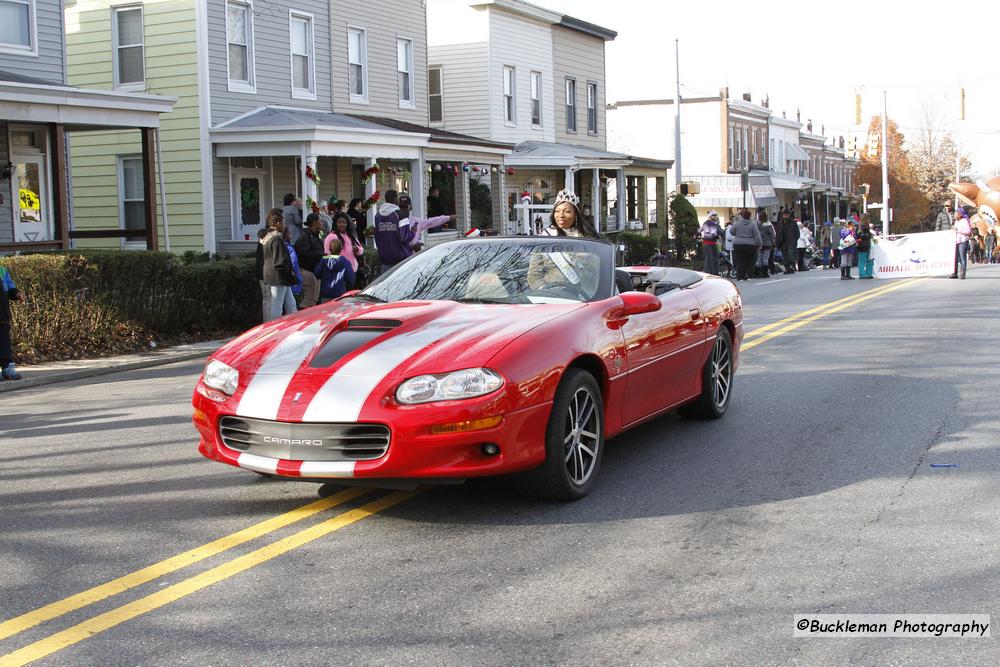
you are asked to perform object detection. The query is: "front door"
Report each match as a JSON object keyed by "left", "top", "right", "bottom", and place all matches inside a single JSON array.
[
  {"left": 620, "top": 289, "right": 706, "bottom": 426},
  {"left": 11, "top": 155, "right": 51, "bottom": 243},
  {"left": 232, "top": 169, "right": 268, "bottom": 241}
]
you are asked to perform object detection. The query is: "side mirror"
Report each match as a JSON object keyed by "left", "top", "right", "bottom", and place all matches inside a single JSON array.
[{"left": 605, "top": 291, "right": 661, "bottom": 329}]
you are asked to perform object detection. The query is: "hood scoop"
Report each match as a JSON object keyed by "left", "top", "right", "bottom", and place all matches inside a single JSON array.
[
  {"left": 310, "top": 326, "right": 396, "bottom": 369},
  {"left": 347, "top": 318, "right": 402, "bottom": 330}
]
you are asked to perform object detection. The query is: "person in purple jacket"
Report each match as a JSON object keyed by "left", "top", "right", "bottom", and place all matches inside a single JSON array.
[
  {"left": 373, "top": 190, "right": 413, "bottom": 270},
  {"left": 398, "top": 194, "right": 456, "bottom": 252}
]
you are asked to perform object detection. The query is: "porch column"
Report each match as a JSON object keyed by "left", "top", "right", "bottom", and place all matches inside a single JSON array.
[
  {"left": 49, "top": 123, "right": 70, "bottom": 250},
  {"left": 616, "top": 168, "right": 626, "bottom": 232},
  {"left": 564, "top": 167, "right": 574, "bottom": 194},
  {"left": 365, "top": 157, "right": 377, "bottom": 232},
  {"left": 491, "top": 166, "right": 503, "bottom": 233},
  {"left": 591, "top": 169, "right": 601, "bottom": 233},
  {"left": 141, "top": 127, "right": 159, "bottom": 251},
  {"left": 655, "top": 177, "right": 668, "bottom": 242},
  {"left": 456, "top": 171, "right": 471, "bottom": 234},
  {"left": 411, "top": 155, "right": 426, "bottom": 218},
  {"left": 638, "top": 176, "right": 648, "bottom": 235},
  {"left": 303, "top": 153, "right": 319, "bottom": 209}
]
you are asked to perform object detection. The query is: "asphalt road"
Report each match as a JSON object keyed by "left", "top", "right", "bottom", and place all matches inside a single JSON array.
[{"left": 2, "top": 266, "right": 998, "bottom": 665}]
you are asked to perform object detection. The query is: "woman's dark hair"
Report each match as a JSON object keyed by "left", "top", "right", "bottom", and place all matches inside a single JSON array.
[
  {"left": 348, "top": 197, "right": 363, "bottom": 211},
  {"left": 305, "top": 213, "right": 321, "bottom": 228},
  {"left": 758, "top": 211, "right": 769, "bottom": 223},
  {"left": 739, "top": 209, "right": 751, "bottom": 219},
  {"left": 547, "top": 201, "right": 599, "bottom": 238},
  {"left": 283, "top": 193, "right": 296, "bottom": 206},
  {"left": 333, "top": 211, "right": 357, "bottom": 238},
  {"left": 265, "top": 208, "right": 283, "bottom": 227}
]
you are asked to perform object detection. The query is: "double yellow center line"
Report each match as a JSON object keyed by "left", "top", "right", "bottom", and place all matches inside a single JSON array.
[
  {"left": 0, "top": 276, "right": 925, "bottom": 666},
  {"left": 0, "top": 488, "right": 416, "bottom": 666},
  {"left": 741, "top": 277, "right": 924, "bottom": 351}
]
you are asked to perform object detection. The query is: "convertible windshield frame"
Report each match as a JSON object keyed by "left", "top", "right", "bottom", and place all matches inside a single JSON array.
[{"left": 359, "top": 237, "right": 616, "bottom": 305}]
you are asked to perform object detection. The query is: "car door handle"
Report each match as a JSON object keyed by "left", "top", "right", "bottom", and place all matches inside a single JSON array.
[{"left": 688, "top": 308, "right": 701, "bottom": 320}]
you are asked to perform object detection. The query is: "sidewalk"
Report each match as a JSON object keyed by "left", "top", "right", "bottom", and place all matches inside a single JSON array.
[{"left": 0, "top": 339, "right": 228, "bottom": 394}]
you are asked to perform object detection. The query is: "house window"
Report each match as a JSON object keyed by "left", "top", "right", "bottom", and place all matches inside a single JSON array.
[
  {"left": 397, "top": 38, "right": 413, "bottom": 106},
  {"left": 289, "top": 12, "right": 314, "bottom": 99},
  {"left": 0, "top": 0, "right": 33, "bottom": 52},
  {"left": 503, "top": 66, "right": 515, "bottom": 125},
  {"left": 428, "top": 66, "right": 443, "bottom": 123},
  {"left": 587, "top": 82, "right": 598, "bottom": 134},
  {"left": 226, "top": 1, "right": 254, "bottom": 91},
  {"left": 565, "top": 78, "right": 576, "bottom": 132},
  {"left": 112, "top": 6, "right": 144, "bottom": 88},
  {"left": 348, "top": 27, "right": 367, "bottom": 102},
  {"left": 529, "top": 71, "right": 541, "bottom": 127},
  {"left": 118, "top": 156, "right": 146, "bottom": 242}
]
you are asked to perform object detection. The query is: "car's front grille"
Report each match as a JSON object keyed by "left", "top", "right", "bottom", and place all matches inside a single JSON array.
[{"left": 219, "top": 416, "right": 390, "bottom": 461}]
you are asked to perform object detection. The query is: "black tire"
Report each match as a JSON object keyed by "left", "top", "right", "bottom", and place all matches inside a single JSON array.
[
  {"left": 678, "top": 326, "right": 734, "bottom": 419},
  {"left": 514, "top": 368, "right": 605, "bottom": 501}
]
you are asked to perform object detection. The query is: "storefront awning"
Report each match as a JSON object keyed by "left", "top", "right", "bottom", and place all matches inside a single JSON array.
[
  {"left": 785, "top": 143, "right": 810, "bottom": 161},
  {"left": 684, "top": 173, "right": 777, "bottom": 208}
]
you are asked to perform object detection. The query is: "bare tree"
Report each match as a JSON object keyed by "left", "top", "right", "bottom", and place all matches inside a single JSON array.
[{"left": 909, "top": 99, "right": 972, "bottom": 213}]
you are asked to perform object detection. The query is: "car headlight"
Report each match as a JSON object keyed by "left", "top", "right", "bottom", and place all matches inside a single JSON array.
[
  {"left": 203, "top": 360, "right": 239, "bottom": 396},
  {"left": 396, "top": 368, "right": 504, "bottom": 404}
]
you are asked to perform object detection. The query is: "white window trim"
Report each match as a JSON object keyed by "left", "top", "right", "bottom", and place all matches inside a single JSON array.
[
  {"left": 347, "top": 25, "right": 368, "bottom": 104},
  {"left": 117, "top": 154, "right": 145, "bottom": 248},
  {"left": 288, "top": 10, "right": 316, "bottom": 101},
  {"left": 112, "top": 4, "right": 145, "bottom": 91},
  {"left": 428, "top": 65, "right": 443, "bottom": 125},
  {"left": 503, "top": 65, "right": 516, "bottom": 127},
  {"left": 396, "top": 36, "right": 415, "bottom": 109},
  {"left": 565, "top": 77, "right": 577, "bottom": 133},
  {"left": 529, "top": 70, "right": 542, "bottom": 130},
  {"left": 0, "top": 0, "right": 37, "bottom": 56},
  {"left": 586, "top": 80, "right": 598, "bottom": 135},
  {"left": 225, "top": 0, "right": 256, "bottom": 93}
]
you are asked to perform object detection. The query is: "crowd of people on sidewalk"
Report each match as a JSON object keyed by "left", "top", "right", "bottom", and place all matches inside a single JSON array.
[
  {"left": 255, "top": 190, "right": 456, "bottom": 322},
  {"left": 698, "top": 208, "right": 875, "bottom": 281}
]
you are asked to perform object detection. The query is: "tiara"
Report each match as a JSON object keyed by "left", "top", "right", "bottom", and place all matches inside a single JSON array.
[{"left": 554, "top": 189, "right": 580, "bottom": 207}]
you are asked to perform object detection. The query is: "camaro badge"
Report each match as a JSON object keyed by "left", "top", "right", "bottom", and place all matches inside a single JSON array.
[{"left": 292, "top": 392, "right": 303, "bottom": 403}]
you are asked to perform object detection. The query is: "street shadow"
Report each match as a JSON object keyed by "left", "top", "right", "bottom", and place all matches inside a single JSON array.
[{"left": 318, "top": 370, "right": 976, "bottom": 526}]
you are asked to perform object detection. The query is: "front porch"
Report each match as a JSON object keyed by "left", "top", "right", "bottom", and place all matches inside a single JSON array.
[{"left": 0, "top": 72, "right": 175, "bottom": 253}]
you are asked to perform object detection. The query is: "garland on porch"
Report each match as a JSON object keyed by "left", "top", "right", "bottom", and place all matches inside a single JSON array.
[
  {"left": 361, "top": 164, "right": 381, "bottom": 184},
  {"left": 305, "top": 165, "right": 321, "bottom": 186},
  {"left": 362, "top": 191, "right": 381, "bottom": 211},
  {"left": 305, "top": 195, "right": 321, "bottom": 214}
]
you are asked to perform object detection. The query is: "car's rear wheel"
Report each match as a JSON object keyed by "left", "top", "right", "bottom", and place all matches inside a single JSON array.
[
  {"left": 678, "top": 326, "right": 733, "bottom": 419},
  {"left": 514, "top": 368, "right": 604, "bottom": 501}
]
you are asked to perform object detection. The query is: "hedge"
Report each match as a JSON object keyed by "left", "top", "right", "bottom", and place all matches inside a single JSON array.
[{"left": 0, "top": 251, "right": 258, "bottom": 364}]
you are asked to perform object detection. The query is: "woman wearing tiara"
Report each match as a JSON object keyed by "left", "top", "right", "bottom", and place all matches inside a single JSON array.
[
  {"left": 527, "top": 189, "right": 602, "bottom": 297},
  {"left": 542, "top": 189, "right": 600, "bottom": 238}
]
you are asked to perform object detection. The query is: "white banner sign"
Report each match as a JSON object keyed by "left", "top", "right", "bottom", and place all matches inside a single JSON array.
[{"left": 872, "top": 231, "right": 954, "bottom": 279}]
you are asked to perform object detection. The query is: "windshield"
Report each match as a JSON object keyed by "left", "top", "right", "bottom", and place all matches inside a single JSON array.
[{"left": 360, "top": 239, "right": 614, "bottom": 304}]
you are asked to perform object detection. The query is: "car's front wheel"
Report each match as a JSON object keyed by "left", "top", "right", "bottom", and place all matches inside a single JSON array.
[{"left": 514, "top": 368, "right": 604, "bottom": 501}]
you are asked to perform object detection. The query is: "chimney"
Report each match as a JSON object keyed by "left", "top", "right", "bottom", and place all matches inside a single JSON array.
[
  {"left": 742, "top": 92, "right": 752, "bottom": 102},
  {"left": 839, "top": 136, "right": 845, "bottom": 148},
  {"left": 821, "top": 124, "right": 826, "bottom": 136},
  {"left": 782, "top": 110, "right": 787, "bottom": 119},
  {"left": 806, "top": 119, "right": 813, "bottom": 132},
  {"left": 720, "top": 86, "right": 729, "bottom": 99},
  {"left": 796, "top": 108, "right": 801, "bottom": 122},
  {"left": 762, "top": 96, "right": 770, "bottom": 108}
]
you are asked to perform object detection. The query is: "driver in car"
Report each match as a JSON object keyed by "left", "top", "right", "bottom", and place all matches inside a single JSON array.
[{"left": 527, "top": 190, "right": 602, "bottom": 298}]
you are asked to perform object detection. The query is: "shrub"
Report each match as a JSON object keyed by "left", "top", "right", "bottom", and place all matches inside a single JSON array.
[
  {"left": 669, "top": 193, "right": 699, "bottom": 259},
  {"left": 613, "top": 232, "right": 659, "bottom": 266},
  {"left": 0, "top": 251, "right": 256, "bottom": 363}
]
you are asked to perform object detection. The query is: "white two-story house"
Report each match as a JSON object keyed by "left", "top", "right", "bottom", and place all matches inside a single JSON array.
[{"left": 428, "top": 0, "right": 668, "bottom": 235}]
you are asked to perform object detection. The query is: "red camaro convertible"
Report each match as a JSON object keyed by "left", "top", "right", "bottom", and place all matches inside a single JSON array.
[{"left": 193, "top": 237, "right": 742, "bottom": 500}]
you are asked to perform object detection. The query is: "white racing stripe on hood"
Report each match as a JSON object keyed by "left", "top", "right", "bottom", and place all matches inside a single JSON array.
[
  {"left": 236, "top": 321, "right": 324, "bottom": 420},
  {"left": 302, "top": 322, "right": 468, "bottom": 422}
]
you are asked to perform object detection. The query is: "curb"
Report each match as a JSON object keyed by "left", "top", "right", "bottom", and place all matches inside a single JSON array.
[{"left": 0, "top": 342, "right": 226, "bottom": 394}]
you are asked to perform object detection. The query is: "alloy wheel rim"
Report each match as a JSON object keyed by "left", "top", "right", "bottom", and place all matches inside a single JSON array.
[
  {"left": 563, "top": 387, "right": 600, "bottom": 485},
  {"left": 711, "top": 336, "right": 732, "bottom": 410}
]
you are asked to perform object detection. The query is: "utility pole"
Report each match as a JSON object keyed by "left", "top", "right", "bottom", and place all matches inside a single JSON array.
[
  {"left": 674, "top": 39, "right": 682, "bottom": 191},
  {"left": 880, "top": 90, "right": 889, "bottom": 237},
  {"left": 955, "top": 86, "right": 964, "bottom": 209}
]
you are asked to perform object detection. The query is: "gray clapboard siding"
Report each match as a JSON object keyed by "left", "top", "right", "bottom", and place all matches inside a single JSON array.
[
  {"left": 212, "top": 155, "right": 231, "bottom": 245},
  {"left": 552, "top": 26, "right": 606, "bottom": 150},
  {"left": 427, "top": 42, "right": 490, "bottom": 140},
  {"left": 0, "top": 0, "right": 65, "bottom": 84},
  {"left": 208, "top": 0, "right": 333, "bottom": 127},
  {"left": 487, "top": 9, "right": 554, "bottom": 144},
  {"left": 330, "top": 0, "right": 428, "bottom": 123}
]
